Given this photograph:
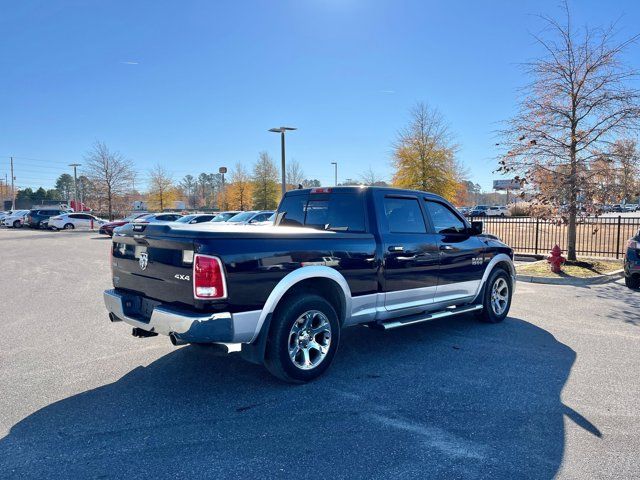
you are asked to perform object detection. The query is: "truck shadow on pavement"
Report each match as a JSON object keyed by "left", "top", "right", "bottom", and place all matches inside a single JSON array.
[
  {"left": 592, "top": 282, "right": 640, "bottom": 326},
  {"left": 0, "top": 315, "right": 598, "bottom": 479}
]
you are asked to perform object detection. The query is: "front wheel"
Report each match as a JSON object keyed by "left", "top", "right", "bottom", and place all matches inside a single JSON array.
[
  {"left": 13, "top": 220, "right": 21, "bottom": 228},
  {"left": 477, "top": 268, "right": 512, "bottom": 323},
  {"left": 265, "top": 294, "right": 340, "bottom": 383}
]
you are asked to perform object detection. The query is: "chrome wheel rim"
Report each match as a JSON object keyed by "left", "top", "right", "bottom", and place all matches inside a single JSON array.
[
  {"left": 288, "top": 310, "right": 331, "bottom": 370},
  {"left": 491, "top": 277, "right": 509, "bottom": 316}
]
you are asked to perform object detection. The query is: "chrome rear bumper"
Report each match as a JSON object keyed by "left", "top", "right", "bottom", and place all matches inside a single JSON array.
[{"left": 104, "top": 289, "right": 237, "bottom": 343}]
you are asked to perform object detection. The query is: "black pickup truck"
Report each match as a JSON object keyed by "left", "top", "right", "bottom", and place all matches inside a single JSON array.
[{"left": 104, "top": 186, "right": 515, "bottom": 382}]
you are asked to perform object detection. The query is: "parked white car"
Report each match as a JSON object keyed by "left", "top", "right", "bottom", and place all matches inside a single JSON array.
[
  {"left": 488, "top": 206, "right": 511, "bottom": 217},
  {"left": 49, "top": 213, "right": 108, "bottom": 230},
  {"left": 1, "top": 210, "right": 30, "bottom": 228},
  {"left": 469, "top": 205, "right": 511, "bottom": 217}
]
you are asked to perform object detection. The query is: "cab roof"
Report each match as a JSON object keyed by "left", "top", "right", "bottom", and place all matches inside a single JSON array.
[{"left": 284, "top": 185, "right": 449, "bottom": 202}]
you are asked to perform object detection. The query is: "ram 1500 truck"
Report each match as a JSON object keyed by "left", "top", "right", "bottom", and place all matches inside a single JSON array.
[{"left": 104, "top": 186, "right": 515, "bottom": 382}]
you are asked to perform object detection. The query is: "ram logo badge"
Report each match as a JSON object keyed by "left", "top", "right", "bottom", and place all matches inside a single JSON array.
[{"left": 138, "top": 252, "right": 148, "bottom": 271}]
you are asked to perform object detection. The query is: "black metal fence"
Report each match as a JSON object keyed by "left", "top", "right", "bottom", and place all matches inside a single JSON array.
[{"left": 471, "top": 216, "right": 640, "bottom": 258}]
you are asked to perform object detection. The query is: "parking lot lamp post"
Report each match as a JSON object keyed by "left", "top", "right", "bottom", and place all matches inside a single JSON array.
[
  {"left": 268, "top": 126, "right": 297, "bottom": 196},
  {"left": 219, "top": 166, "right": 227, "bottom": 210},
  {"left": 331, "top": 162, "right": 338, "bottom": 186},
  {"left": 69, "top": 163, "right": 81, "bottom": 211}
]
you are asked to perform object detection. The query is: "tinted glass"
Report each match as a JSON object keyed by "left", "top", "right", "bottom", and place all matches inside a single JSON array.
[
  {"left": 253, "top": 213, "right": 271, "bottom": 222},
  {"left": 383, "top": 197, "right": 426, "bottom": 234},
  {"left": 175, "top": 215, "right": 197, "bottom": 223},
  {"left": 278, "top": 195, "right": 307, "bottom": 226},
  {"left": 228, "top": 211, "right": 255, "bottom": 222},
  {"left": 306, "top": 193, "right": 365, "bottom": 232},
  {"left": 278, "top": 192, "right": 365, "bottom": 232},
  {"left": 193, "top": 215, "right": 215, "bottom": 223},
  {"left": 425, "top": 201, "right": 466, "bottom": 234}
]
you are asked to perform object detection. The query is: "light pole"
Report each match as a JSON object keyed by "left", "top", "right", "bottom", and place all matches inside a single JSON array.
[
  {"left": 331, "top": 162, "right": 338, "bottom": 186},
  {"left": 219, "top": 166, "right": 227, "bottom": 210},
  {"left": 69, "top": 163, "right": 81, "bottom": 211},
  {"left": 268, "top": 126, "right": 297, "bottom": 196}
]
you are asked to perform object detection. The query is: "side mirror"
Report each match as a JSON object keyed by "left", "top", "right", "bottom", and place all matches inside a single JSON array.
[{"left": 470, "top": 221, "right": 483, "bottom": 235}]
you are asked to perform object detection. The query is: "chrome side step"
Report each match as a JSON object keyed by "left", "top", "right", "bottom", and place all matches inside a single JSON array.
[{"left": 375, "top": 304, "right": 483, "bottom": 330}]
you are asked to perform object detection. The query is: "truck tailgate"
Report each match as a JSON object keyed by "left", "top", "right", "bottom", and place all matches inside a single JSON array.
[{"left": 111, "top": 230, "right": 196, "bottom": 306}]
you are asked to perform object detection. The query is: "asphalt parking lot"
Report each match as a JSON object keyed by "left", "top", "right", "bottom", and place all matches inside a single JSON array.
[{"left": 1, "top": 228, "right": 639, "bottom": 479}]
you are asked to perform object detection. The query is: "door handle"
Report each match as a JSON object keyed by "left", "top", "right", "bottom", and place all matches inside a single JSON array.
[
  {"left": 388, "top": 246, "right": 404, "bottom": 252},
  {"left": 439, "top": 244, "right": 454, "bottom": 251}
]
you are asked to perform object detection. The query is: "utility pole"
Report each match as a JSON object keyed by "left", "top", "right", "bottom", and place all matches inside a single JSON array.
[
  {"left": 69, "top": 163, "right": 81, "bottom": 211},
  {"left": 331, "top": 162, "right": 338, "bottom": 186},
  {"left": 10, "top": 157, "right": 15, "bottom": 209}
]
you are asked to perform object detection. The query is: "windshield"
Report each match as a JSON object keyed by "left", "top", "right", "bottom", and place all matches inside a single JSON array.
[
  {"left": 227, "top": 211, "right": 254, "bottom": 222},
  {"left": 211, "top": 212, "right": 237, "bottom": 222},
  {"left": 175, "top": 215, "right": 197, "bottom": 223}
]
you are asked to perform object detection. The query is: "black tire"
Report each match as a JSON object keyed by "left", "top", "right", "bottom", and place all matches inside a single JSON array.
[
  {"left": 476, "top": 268, "right": 512, "bottom": 323},
  {"left": 625, "top": 274, "right": 640, "bottom": 289},
  {"left": 265, "top": 294, "right": 340, "bottom": 383},
  {"left": 12, "top": 220, "right": 21, "bottom": 228},
  {"left": 63, "top": 223, "right": 74, "bottom": 230}
]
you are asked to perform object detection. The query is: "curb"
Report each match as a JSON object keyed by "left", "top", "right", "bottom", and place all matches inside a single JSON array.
[{"left": 516, "top": 269, "right": 624, "bottom": 286}]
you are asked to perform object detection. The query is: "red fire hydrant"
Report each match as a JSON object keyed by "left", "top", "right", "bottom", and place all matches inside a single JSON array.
[{"left": 547, "top": 245, "right": 566, "bottom": 273}]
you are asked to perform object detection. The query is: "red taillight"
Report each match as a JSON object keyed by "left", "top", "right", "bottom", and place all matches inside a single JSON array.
[{"left": 193, "top": 254, "right": 226, "bottom": 299}]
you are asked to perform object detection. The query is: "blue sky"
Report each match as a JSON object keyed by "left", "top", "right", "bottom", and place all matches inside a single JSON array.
[{"left": 1, "top": 0, "right": 639, "bottom": 192}]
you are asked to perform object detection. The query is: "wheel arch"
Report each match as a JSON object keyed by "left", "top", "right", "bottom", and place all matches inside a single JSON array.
[
  {"left": 249, "top": 266, "right": 351, "bottom": 343},
  {"left": 472, "top": 253, "right": 516, "bottom": 303}
]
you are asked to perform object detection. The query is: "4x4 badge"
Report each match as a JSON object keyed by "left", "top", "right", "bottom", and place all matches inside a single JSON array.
[{"left": 139, "top": 252, "right": 148, "bottom": 271}]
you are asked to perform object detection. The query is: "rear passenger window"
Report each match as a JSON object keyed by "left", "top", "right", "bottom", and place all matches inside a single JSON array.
[
  {"left": 425, "top": 201, "right": 466, "bottom": 234},
  {"left": 383, "top": 197, "right": 426, "bottom": 233}
]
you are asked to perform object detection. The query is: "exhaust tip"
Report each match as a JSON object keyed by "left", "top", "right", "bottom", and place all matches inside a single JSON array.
[
  {"left": 109, "top": 313, "right": 122, "bottom": 323},
  {"left": 169, "top": 333, "right": 187, "bottom": 346}
]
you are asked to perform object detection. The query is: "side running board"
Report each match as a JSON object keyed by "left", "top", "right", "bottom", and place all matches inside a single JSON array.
[{"left": 374, "top": 304, "right": 483, "bottom": 330}]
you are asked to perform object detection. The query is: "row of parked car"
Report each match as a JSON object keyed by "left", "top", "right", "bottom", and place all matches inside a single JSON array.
[
  {"left": 458, "top": 205, "right": 511, "bottom": 217},
  {"left": 0, "top": 207, "right": 277, "bottom": 234},
  {"left": 0, "top": 207, "right": 106, "bottom": 230},
  {"left": 97, "top": 210, "right": 275, "bottom": 236}
]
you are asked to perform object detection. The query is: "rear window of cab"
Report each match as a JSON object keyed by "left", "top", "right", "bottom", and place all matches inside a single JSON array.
[{"left": 278, "top": 192, "right": 366, "bottom": 232}]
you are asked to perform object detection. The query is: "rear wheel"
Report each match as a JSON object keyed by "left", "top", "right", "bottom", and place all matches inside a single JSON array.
[
  {"left": 265, "top": 294, "right": 340, "bottom": 383},
  {"left": 625, "top": 274, "right": 640, "bottom": 289},
  {"left": 477, "top": 268, "right": 512, "bottom": 323},
  {"left": 63, "top": 223, "right": 74, "bottom": 230}
]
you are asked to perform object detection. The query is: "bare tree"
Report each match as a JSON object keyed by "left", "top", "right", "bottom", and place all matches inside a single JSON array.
[
  {"left": 286, "top": 159, "right": 305, "bottom": 190},
  {"left": 360, "top": 166, "right": 387, "bottom": 186},
  {"left": 84, "top": 141, "right": 134, "bottom": 220},
  {"left": 498, "top": 2, "right": 640, "bottom": 259},
  {"left": 148, "top": 164, "right": 175, "bottom": 211}
]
